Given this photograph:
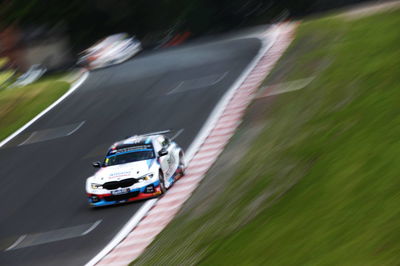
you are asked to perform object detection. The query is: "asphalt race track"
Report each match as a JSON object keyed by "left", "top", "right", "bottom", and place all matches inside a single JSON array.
[{"left": 0, "top": 37, "right": 263, "bottom": 265}]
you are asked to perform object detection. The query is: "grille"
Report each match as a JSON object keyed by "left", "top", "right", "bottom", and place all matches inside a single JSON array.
[
  {"left": 103, "top": 178, "right": 138, "bottom": 190},
  {"left": 103, "top": 191, "right": 140, "bottom": 202}
]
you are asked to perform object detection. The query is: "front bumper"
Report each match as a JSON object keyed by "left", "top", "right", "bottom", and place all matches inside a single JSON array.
[{"left": 87, "top": 180, "right": 161, "bottom": 207}]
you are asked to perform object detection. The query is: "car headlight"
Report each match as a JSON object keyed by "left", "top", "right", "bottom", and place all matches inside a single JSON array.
[
  {"left": 137, "top": 173, "right": 153, "bottom": 182},
  {"left": 91, "top": 183, "right": 103, "bottom": 189}
]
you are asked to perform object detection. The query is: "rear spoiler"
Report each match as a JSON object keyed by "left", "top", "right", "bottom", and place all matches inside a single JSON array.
[
  {"left": 125, "top": 129, "right": 183, "bottom": 140},
  {"left": 141, "top": 129, "right": 172, "bottom": 136},
  {"left": 125, "top": 128, "right": 184, "bottom": 143},
  {"left": 123, "top": 129, "right": 172, "bottom": 139}
]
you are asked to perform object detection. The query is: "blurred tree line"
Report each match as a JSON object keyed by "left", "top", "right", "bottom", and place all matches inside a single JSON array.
[{"left": 0, "top": 0, "right": 370, "bottom": 51}]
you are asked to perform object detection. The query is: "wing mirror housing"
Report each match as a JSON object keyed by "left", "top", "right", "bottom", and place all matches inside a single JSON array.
[
  {"left": 92, "top": 161, "right": 102, "bottom": 168},
  {"left": 158, "top": 149, "right": 168, "bottom": 157}
]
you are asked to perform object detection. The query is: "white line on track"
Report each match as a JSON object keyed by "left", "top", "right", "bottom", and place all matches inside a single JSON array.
[
  {"left": 17, "top": 132, "right": 37, "bottom": 146},
  {"left": 67, "top": 120, "right": 86, "bottom": 136},
  {"left": 5, "top": 235, "right": 27, "bottom": 251},
  {"left": 82, "top": 220, "right": 102, "bottom": 236},
  {"left": 18, "top": 121, "right": 86, "bottom": 146},
  {"left": 5, "top": 220, "right": 102, "bottom": 251},
  {"left": 167, "top": 72, "right": 229, "bottom": 95},
  {"left": 0, "top": 71, "right": 89, "bottom": 148},
  {"left": 170, "top": 128, "right": 185, "bottom": 140},
  {"left": 85, "top": 199, "right": 156, "bottom": 266}
]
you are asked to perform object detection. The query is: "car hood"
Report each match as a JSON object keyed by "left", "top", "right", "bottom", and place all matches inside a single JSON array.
[{"left": 91, "top": 159, "right": 156, "bottom": 184}]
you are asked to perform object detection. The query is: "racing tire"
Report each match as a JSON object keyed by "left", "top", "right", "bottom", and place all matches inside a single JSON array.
[
  {"left": 178, "top": 153, "right": 186, "bottom": 176},
  {"left": 159, "top": 171, "right": 167, "bottom": 194}
]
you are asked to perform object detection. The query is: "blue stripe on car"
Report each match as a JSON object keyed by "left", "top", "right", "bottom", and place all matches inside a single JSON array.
[
  {"left": 146, "top": 159, "right": 155, "bottom": 169},
  {"left": 106, "top": 149, "right": 153, "bottom": 158}
]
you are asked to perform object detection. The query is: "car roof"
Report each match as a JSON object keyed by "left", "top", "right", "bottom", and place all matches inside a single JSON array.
[
  {"left": 113, "top": 136, "right": 148, "bottom": 148},
  {"left": 105, "top": 136, "right": 151, "bottom": 156},
  {"left": 109, "top": 134, "right": 166, "bottom": 150}
]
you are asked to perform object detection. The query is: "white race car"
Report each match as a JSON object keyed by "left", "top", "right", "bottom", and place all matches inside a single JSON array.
[
  {"left": 86, "top": 131, "right": 185, "bottom": 207},
  {"left": 77, "top": 33, "right": 142, "bottom": 70}
]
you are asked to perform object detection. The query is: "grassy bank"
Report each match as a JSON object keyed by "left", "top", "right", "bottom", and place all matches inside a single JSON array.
[
  {"left": 0, "top": 77, "right": 69, "bottom": 142},
  {"left": 133, "top": 7, "right": 400, "bottom": 266}
]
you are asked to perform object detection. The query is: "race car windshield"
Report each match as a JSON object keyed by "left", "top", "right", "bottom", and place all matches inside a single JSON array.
[{"left": 104, "top": 149, "right": 155, "bottom": 166}]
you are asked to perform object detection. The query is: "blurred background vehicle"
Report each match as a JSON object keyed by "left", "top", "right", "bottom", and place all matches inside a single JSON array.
[{"left": 76, "top": 33, "right": 142, "bottom": 69}]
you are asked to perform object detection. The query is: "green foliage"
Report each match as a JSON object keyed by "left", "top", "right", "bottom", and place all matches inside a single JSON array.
[
  {"left": 0, "top": 0, "right": 372, "bottom": 50},
  {"left": 0, "top": 70, "right": 14, "bottom": 86}
]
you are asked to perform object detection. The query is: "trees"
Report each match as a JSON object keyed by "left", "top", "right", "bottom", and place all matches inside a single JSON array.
[{"left": 0, "top": 0, "right": 371, "bottom": 51}]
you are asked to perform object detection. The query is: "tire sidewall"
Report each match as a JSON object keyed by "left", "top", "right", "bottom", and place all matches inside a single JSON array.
[
  {"left": 159, "top": 171, "right": 167, "bottom": 194},
  {"left": 179, "top": 152, "right": 186, "bottom": 175}
]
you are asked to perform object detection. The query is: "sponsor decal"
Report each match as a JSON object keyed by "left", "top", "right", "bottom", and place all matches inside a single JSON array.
[
  {"left": 114, "top": 144, "right": 153, "bottom": 154},
  {"left": 110, "top": 171, "right": 131, "bottom": 178}
]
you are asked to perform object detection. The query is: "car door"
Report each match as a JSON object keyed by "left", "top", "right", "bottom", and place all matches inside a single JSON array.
[
  {"left": 164, "top": 138, "right": 177, "bottom": 178},
  {"left": 165, "top": 141, "right": 177, "bottom": 178},
  {"left": 157, "top": 136, "right": 172, "bottom": 177}
]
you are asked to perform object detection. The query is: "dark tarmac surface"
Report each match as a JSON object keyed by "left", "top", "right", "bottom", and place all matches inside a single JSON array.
[{"left": 0, "top": 37, "right": 263, "bottom": 265}]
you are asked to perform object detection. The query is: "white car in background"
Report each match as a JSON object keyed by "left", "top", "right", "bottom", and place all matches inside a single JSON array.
[
  {"left": 86, "top": 131, "right": 186, "bottom": 207},
  {"left": 78, "top": 33, "right": 142, "bottom": 69}
]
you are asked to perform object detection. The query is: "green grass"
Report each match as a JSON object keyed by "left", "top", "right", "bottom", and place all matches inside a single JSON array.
[
  {"left": 0, "top": 77, "right": 69, "bottom": 142},
  {"left": 133, "top": 8, "right": 400, "bottom": 266},
  {"left": 0, "top": 58, "right": 14, "bottom": 86},
  {"left": 0, "top": 70, "right": 15, "bottom": 86}
]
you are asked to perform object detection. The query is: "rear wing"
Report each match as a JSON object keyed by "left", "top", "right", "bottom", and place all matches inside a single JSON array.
[
  {"left": 122, "top": 129, "right": 183, "bottom": 143},
  {"left": 127, "top": 128, "right": 183, "bottom": 140},
  {"left": 141, "top": 129, "right": 172, "bottom": 136}
]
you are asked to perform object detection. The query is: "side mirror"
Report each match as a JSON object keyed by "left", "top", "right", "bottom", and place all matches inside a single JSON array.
[
  {"left": 92, "top": 161, "right": 102, "bottom": 168},
  {"left": 158, "top": 149, "right": 168, "bottom": 157}
]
